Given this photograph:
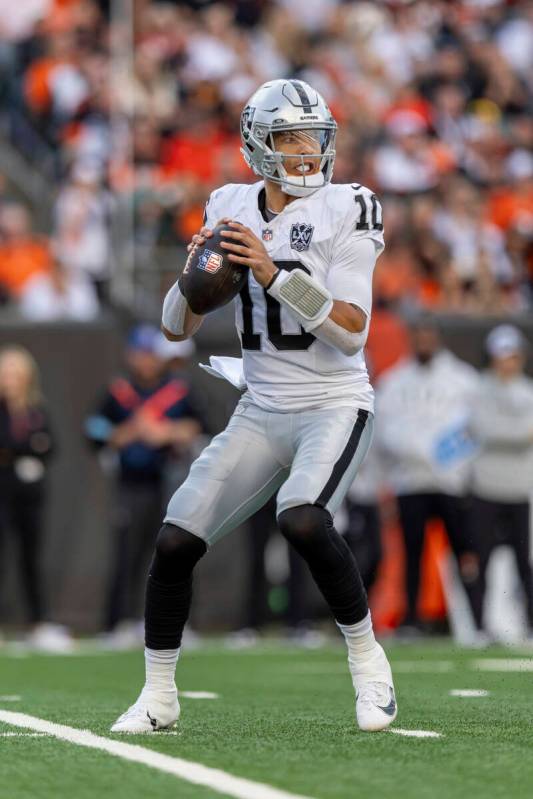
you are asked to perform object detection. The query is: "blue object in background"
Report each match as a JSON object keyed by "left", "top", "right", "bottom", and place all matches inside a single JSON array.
[
  {"left": 127, "top": 324, "right": 161, "bottom": 353},
  {"left": 434, "top": 419, "right": 479, "bottom": 468}
]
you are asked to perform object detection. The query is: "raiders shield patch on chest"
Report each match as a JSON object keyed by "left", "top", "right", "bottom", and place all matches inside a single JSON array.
[{"left": 290, "top": 223, "right": 314, "bottom": 252}]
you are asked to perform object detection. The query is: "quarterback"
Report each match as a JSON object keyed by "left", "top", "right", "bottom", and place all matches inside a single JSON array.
[{"left": 112, "top": 79, "right": 397, "bottom": 733}]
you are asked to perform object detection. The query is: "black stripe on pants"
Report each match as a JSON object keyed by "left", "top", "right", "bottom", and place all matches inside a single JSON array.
[{"left": 315, "top": 409, "right": 369, "bottom": 508}]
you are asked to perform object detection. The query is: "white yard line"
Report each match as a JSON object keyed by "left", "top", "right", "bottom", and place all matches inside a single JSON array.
[
  {"left": 0, "top": 695, "right": 21, "bottom": 701},
  {"left": 0, "top": 710, "right": 316, "bottom": 799},
  {"left": 390, "top": 729, "right": 442, "bottom": 739},
  {"left": 449, "top": 689, "right": 489, "bottom": 697},
  {"left": 472, "top": 658, "right": 533, "bottom": 672},
  {"left": 180, "top": 691, "right": 219, "bottom": 699},
  {"left": 0, "top": 732, "right": 48, "bottom": 737}
]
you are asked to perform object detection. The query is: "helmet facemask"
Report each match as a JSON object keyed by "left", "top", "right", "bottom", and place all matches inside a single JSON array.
[{"left": 261, "top": 127, "right": 336, "bottom": 197}]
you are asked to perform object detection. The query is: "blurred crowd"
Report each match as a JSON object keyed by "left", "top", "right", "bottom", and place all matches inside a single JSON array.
[{"left": 0, "top": 0, "right": 532, "bottom": 319}]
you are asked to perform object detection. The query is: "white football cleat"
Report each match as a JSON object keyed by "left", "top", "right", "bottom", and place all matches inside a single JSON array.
[
  {"left": 350, "top": 643, "right": 397, "bottom": 732},
  {"left": 356, "top": 681, "right": 397, "bottom": 732},
  {"left": 110, "top": 688, "right": 180, "bottom": 733}
]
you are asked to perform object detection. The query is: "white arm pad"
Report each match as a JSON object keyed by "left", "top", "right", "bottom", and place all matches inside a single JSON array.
[
  {"left": 267, "top": 269, "right": 333, "bottom": 332},
  {"left": 161, "top": 279, "right": 188, "bottom": 336},
  {"left": 312, "top": 315, "right": 369, "bottom": 357}
]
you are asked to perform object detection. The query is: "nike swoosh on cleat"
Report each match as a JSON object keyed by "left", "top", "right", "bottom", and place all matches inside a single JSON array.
[
  {"left": 378, "top": 699, "right": 396, "bottom": 716},
  {"left": 146, "top": 711, "right": 158, "bottom": 729},
  {"left": 378, "top": 691, "right": 397, "bottom": 716}
]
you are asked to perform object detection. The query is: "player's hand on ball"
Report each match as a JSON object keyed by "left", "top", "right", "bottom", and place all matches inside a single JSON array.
[
  {"left": 187, "top": 218, "right": 233, "bottom": 254},
  {"left": 220, "top": 221, "right": 278, "bottom": 288}
]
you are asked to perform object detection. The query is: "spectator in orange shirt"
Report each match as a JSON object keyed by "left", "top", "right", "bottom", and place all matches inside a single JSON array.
[
  {"left": 373, "top": 237, "right": 420, "bottom": 309},
  {"left": 160, "top": 116, "right": 229, "bottom": 185},
  {"left": 0, "top": 204, "right": 52, "bottom": 300},
  {"left": 24, "top": 29, "right": 88, "bottom": 123},
  {"left": 488, "top": 150, "right": 533, "bottom": 233}
]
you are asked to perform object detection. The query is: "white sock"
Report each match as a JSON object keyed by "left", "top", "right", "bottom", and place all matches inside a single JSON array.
[
  {"left": 144, "top": 647, "right": 179, "bottom": 694},
  {"left": 337, "top": 612, "right": 377, "bottom": 662}
]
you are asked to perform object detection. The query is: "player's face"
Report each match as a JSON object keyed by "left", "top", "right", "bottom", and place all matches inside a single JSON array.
[{"left": 272, "top": 129, "right": 323, "bottom": 177}]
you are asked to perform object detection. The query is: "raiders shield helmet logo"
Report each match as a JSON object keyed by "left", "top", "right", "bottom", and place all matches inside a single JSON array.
[
  {"left": 240, "top": 105, "right": 256, "bottom": 141},
  {"left": 290, "top": 223, "right": 314, "bottom": 252}
]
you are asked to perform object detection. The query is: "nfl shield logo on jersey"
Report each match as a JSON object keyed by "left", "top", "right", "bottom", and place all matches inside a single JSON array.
[
  {"left": 197, "top": 249, "right": 223, "bottom": 274},
  {"left": 290, "top": 223, "right": 314, "bottom": 252},
  {"left": 262, "top": 228, "right": 273, "bottom": 242}
]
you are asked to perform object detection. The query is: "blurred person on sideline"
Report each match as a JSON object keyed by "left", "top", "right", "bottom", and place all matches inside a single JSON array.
[
  {"left": 468, "top": 325, "right": 533, "bottom": 640},
  {"left": 84, "top": 324, "right": 203, "bottom": 647},
  {"left": 375, "top": 319, "right": 480, "bottom": 636},
  {"left": 153, "top": 333, "right": 208, "bottom": 501},
  {"left": 0, "top": 346, "right": 70, "bottom": 651}
]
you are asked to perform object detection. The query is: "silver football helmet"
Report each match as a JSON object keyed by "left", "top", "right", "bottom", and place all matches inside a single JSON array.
[{"left": 240, "top": 79, "right": 337, "bottom": 198}]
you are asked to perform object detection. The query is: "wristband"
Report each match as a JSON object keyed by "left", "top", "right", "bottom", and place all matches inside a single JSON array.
[{"left": 267, "top": 269, "right": 333, "bottom": 332}]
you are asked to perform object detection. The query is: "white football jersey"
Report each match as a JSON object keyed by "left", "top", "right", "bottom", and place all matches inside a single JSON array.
[{"left": 204, "top": 180, "right": 384, "bottom": 413}]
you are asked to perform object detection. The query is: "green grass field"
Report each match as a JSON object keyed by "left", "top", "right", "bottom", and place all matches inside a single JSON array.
[{"left": 1, "top": 640, "right": 532, "bottom": 799}]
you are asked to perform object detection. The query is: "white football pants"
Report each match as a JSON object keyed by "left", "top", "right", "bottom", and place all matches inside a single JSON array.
[{"left": 165, "top": 396, "right": 374, "bottom": 546}]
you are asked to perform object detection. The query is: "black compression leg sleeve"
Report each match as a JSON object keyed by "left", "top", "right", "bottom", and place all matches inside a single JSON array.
[
  {"left": 278, "top": 505, "right": 368, "bottom": 625},
  {"left": 145, "top": 523, "right": 207, "bottom": 650}
]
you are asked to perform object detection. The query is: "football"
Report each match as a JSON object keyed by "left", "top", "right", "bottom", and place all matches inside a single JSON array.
[{"left": 178, "top": 223, "right": 248, "bottom": 315}]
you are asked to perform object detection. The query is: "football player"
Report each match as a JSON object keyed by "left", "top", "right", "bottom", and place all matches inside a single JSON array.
[{"left": 112, "top": 79, "right": 397, "bottom": 734}]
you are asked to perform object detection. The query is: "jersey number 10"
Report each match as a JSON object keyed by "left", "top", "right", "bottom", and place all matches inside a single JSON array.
[
  {"left": 240, "top": 261, "right": 316, "bottom": 352},
  {"left": 354, "top": 192, "right": 383, "bottom": 231}
]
